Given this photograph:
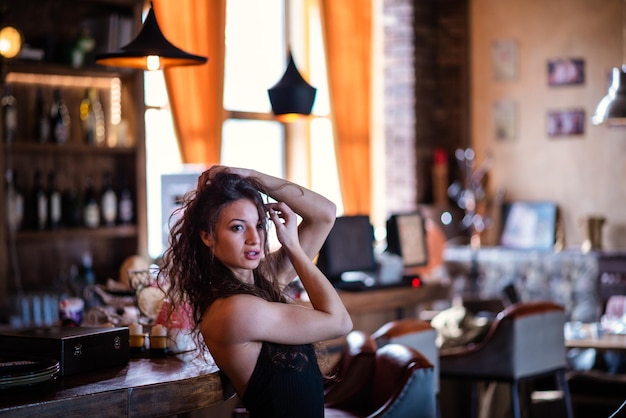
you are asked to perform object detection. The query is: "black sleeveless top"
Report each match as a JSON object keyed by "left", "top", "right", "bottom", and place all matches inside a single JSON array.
[{"left": 242, "top": 341, "right": 324, "bottom": 418}]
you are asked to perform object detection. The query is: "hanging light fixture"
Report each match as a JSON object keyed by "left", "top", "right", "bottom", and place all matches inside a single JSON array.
[
  {"left": 592, "top": 0, "right": 626, "bottom": 126},
  {"left": 95, "top": 3, "right": 207, "bottom": 71},
  {"left": 268, "top": 51, "right": 317, "bottom": 123}
]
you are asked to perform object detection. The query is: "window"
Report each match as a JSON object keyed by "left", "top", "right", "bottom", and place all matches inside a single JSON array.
[{"left": 145, "top": 0, "right": 342, "bottom": 258}]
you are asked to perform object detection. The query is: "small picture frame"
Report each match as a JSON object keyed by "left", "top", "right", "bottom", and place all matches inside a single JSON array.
[
  {"left": 547, "top": 108, "right": 585, "bottom": 137},
  {"left": 547, "top": 58, "right": 585, "bottom": 86},
  {"left": 493, "top": 100, "right": 517, "bottom": 141},
  {"left": 500, "top": 201, "right": 558, "bottom": 251},
  {"left": 386, "top": 212, "right": 428, "bottom": 267},
  {"left": 491, "top": 40, "right": 518, "bottom": 81}
]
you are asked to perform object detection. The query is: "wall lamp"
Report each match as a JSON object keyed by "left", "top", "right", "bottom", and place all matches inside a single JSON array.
[
  {"left": 268, "top": 51, "right": 317, "bottom": 123},
  {"left": 0, "top": 24, "right": 22, "bottom": 84},
  {"left": 95, "top": 3, "right": 207, "bottom": 71},
  {"left": 592, "top": 0, "right": 626, "bottom": 126}
]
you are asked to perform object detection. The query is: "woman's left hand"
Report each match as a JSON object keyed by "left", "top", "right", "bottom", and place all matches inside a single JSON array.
[{"left": 266, "top": 202, "right": 300, "bottom": 252}]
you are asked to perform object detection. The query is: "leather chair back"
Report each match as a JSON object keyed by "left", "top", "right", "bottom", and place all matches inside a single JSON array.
[{"left": 372, "top": 318, "right": 439, "bottom": 392}]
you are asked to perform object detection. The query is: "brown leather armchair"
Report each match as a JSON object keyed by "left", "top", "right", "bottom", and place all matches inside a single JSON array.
[
  {"left": 325, "top": 342, "right": 437, "bottom": 418},
  {"left": 372, "top": 318, "right": 439, "bottom": 394},
  {"left": 438, "top": 301, "right": 574, "bottom": 418},
  {"left": 324, "top": 330, "right": 379, "bottom": 408}
]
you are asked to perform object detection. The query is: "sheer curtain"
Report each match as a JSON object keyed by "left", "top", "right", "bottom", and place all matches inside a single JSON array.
[
  {"left": 320, "top": 0, "right": 372, "bottom": 216},
  {"left": 152, "top": 0, "right": 226, "bottom": 165}
]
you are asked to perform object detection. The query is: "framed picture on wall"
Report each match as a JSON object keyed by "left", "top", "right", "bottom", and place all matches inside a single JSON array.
[
  {"left": 493, "top": 100, "right": 517, "bottom": 141},
  {"left": 500, "top": 201, "right": 558, "bottom": 251},
  {"left": 491, "top": 40, "right": 518, "bottom": 81},
  {"left": 547, "top": 108, "right": 585, "bottom": 137},
  {"left": 547, "top": 58, "right": 585, "bottom": 86}
]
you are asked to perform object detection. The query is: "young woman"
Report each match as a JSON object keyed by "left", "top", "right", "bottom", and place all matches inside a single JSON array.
[{"left": 160, "top": 165, "right": 352, "bottom": 417}]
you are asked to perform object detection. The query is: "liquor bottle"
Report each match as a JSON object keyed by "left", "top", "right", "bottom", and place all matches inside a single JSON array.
[
  {"left": 117, "top": 175, "right": 134, "bottom": 224},
  {"left": 32, "top": 170, "right": 48, "bottom": 230},
  {"left": 62, "top": 180, "right": 82, "bottom": 228},
  {"left": 2, "top": 84, "right": 17, "bottom": 144},
  {"left": 5, "top": 169, "right": 24, "bottom": 231},
  {"left": 100, "top": 171, "right": 117, "bottom": 227},
  {"left": 82, "top": 176, "right": 100, "bottom": 228},
  {"left": 50, "top": 88, "right": 70, "bottom": 144},
  {"left": 80, "top": 88, "right": 105, "bottom": 145},
  {"left": 47, "top": 172, "right": 62, "bottom": 229},
  {"left": 34, "top": 87, "right": 50, "bottom": 143}
]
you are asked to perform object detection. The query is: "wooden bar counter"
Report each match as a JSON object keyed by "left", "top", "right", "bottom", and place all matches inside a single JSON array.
[
  {"left": 0, "top": 354, "right": 230, "bottom": 418},
  {"left": 300, "top": 281, "right": 451, "bottom": 334}
]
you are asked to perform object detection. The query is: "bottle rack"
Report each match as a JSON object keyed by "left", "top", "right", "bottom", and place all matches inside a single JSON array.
[{"left": 0, "top": 0, "right": 146, "bottom": 307}]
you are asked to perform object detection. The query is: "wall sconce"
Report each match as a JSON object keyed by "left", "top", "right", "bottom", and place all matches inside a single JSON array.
[
  {"left": 0, "top": 25, "right": 22, "bottom": 60},
  {"left": 591, "top": 66, "right": 626, "bottom": 126},
  {"left": 592, "top": 0, "right": 626, "bottom": 126},
  {"left": 0, "top": 25, "right": 22, "bottom": 85},
  {"left": 268, "top": 51, "right": 317, "bottom": 123},
  {"left": 95, "top": 4, "right": 207, "bottom": 71}
]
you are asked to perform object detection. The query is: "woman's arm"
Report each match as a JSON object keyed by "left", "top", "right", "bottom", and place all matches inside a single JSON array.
[{"left": 208, "top": 202, "right": 351, "bottom": 346}]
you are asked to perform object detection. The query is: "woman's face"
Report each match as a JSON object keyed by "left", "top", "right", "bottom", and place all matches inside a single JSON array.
[{"left": 200, "top": 199, "right": 264, "bottom": 281}]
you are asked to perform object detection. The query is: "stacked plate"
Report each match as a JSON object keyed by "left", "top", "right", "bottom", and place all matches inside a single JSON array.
[{"left": 0, "top": 356, "right": 59, "bottom": 389}]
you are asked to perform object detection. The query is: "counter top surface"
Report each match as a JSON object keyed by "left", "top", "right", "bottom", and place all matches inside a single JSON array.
[{"left": 0, "top": 354, "right": 228, "bottom": 418}]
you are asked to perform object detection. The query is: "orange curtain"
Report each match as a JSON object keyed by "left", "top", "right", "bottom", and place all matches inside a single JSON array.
[
  {"left": 152, "top": 0, "right": 226, "bottom": 165},
  {"left": 319, "top": 0, "right": 372, "bottom": 216}
]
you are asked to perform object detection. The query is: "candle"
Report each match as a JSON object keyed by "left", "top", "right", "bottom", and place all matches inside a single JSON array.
[
  {"left": 150, "top": 324, "right": 169, "bottom": 357},
  {"left": 129, "top": 322, "right": 146, "bottom": 352},
  {"left": 129, "top": 322, "right": 143, "bottom": 335}
]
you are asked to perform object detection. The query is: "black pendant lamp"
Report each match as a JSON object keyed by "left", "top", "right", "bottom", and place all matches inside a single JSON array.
[
  {"left": 268, "top": 51, "right": 316, "bottom": 122},
  {"left": 95, "top": 4, "right": 207, "bottom": 70}
]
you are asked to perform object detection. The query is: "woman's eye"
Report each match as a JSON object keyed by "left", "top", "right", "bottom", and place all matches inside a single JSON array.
[{"left": 231, "top": 225, "right": 243, "bottom": 232}]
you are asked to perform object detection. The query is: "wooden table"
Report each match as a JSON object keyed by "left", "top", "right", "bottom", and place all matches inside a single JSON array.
[
  {"left": 0, "top": 354, "right": 230, "bottom": 418},
  {"left": 565, "top": 323, "right": 626, "bottom": 352}
]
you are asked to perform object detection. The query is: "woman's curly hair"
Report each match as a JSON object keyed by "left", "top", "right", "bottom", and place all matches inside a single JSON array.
[{"left": 159, "top": 172, "right": 288, "bottom": 350}]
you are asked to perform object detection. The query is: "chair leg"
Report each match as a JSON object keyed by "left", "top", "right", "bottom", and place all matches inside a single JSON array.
[
  {"left": 469, "top": 381, "right": 478, "bottom": 418},
  {"left": 511, "top": 380, "right": 522, "bottom": 418},
  {"left": 556, "top": 369, "right": 574, "bottom": 418}
]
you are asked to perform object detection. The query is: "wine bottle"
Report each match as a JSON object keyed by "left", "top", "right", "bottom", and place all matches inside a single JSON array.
[
  {"left": 34, "top": 87, "right": 50, "bottom": 143},
  {"left": 2, "top": 84, "right": 17, "bottom": 144},
  {"left": 83, "top": 176, "right": 100, "bottom": 228},
  {"left": 47, "top": 172, "right": 62, "bottom": 229},
  {"left": 50, "top": 88, "right": 70, "bottom": 144},
  {"left": 117, "top": 175, "right": 134, "bottom": 224},
  {"left": 32, "top": 170, "right": 48, "bottom": 230},
  {"left": 80, "top": 88, "right": 105, "bottom": 145},
  {"left": 100, "top": 171, "right": 117, "bottom": 227},
  {"left": 62, "top": 180, "right": 82, "bottom": 228},
  {"left": 5, "top": 169, "right": 24, "bottom": 231}
]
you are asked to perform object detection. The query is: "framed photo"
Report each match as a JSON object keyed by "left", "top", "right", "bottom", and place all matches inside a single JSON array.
[
  {"left": 547, "top": 58, "right": 585, "bottom": 86},
  {"left": 386, "top": 212, "right": 428, "bottom": 267},
  {"left": 491, "top": 40, "right": 518, "bottom": 81},
  {"left": 547, "top": 108, "right": 585, "bottom": 137},
  {"left": 493, "top": 100, "right": 517, "bottom": 141},
  {"left": 500, "top": 201, "right": 558, "bottom": 251}
]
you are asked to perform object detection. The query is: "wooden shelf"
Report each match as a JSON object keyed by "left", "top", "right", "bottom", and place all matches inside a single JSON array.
[
  {"left": 11, "top": 225, "right": 137, "bottom": 241},
  {"left": 0, "top": 0, "right": 146, "bottom": 302},
  {"left": 4, "top": 143, "right": 136, "bottom": 155}
]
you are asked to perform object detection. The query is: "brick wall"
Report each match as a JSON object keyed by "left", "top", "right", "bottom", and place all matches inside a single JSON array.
[{"left": 383, "top": 0, "right": 469, "bottom": 214}]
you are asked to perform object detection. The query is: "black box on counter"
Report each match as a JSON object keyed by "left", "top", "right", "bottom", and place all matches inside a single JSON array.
[{"left": 0, "top": 326, "right": 129, "bottom": 376}]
